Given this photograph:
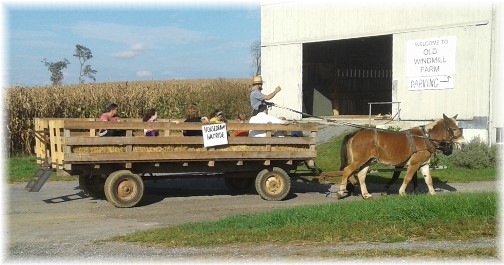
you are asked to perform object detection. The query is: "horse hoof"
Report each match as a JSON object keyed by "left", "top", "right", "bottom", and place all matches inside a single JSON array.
[
  {"left": 335, "top": 192, "right": 344, "bottom": 199},
  {"left": 362, "top": 194, "right": 373, "bottom": 200}
]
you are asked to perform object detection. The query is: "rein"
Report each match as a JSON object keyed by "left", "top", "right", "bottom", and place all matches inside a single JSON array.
[
  {"left": 270, "top": 102, "right": 455, "bottom": 154},
  {"left": 270, "top": 102, "right": 444, "bottom": 138},
  {"left": 269, "top": 102, "right": 395, "bottom": 131}
]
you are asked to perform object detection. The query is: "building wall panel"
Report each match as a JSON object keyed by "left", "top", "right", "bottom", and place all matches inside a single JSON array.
[
  {"left": 392, "top": 25, "right": 492, "bottom": 121},
  {"left": 261, "top": 2, "right": 492, "bottom": 45},
  {"left": 261, "top": 43, "right": 303, "bottom": 120}
]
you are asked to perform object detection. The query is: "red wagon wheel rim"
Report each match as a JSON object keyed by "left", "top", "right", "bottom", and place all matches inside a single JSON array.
[{"left": 117, "top": 179, "right": 137, "bottom": 199}]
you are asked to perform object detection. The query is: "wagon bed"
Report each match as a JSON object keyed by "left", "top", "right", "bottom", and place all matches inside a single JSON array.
[{"left": 28, "top": 118, "right": 319, "bottom": 207}]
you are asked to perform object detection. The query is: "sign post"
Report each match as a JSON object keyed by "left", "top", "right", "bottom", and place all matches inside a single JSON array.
[{"left": 406, "top": 36, "right": 456, "bottom": 90}]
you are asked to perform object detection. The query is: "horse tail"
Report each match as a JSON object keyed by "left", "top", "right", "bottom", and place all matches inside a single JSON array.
[{"left": 340, "top": 130, "right": 361, "bottom": 170}]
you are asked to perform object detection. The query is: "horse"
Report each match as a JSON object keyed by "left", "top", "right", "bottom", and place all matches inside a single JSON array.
[
  {"left": 338, "top": 114, "right": 464, "bottom": 199},
  {"left": 382, "top": 140, "right": 454, "bottom": 195}
]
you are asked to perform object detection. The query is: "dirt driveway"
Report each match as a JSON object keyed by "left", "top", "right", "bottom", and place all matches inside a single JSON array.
[{"left": 6, "top": 178, "right": 498, "bottom": 262}]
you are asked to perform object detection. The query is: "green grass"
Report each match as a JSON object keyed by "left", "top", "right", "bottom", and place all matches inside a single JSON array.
[
  {"left": 109, "top": 190, "right": 498, "bottom": 247},
  {"left": 7, "top": 155, "right": 75, "bottom": 183},
  {"left": 110, "top": 192, "right": 497, "bottom": 248}
]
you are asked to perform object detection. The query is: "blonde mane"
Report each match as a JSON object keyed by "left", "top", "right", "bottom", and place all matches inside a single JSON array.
[{"left": 424, "top": 119, "right": 442, "bottom": 131}]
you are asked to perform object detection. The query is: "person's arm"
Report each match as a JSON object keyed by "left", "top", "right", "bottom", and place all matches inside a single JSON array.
[
  {"left": 263, "top": 86, "right": 281, "bottom": 100},
  {"left": 99, "top": 113, "right": 110, "bottom": 122}
]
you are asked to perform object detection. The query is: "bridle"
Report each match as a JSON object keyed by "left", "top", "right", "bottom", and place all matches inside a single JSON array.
[{"left": 420, "top": 120, "right": 458, "bottom": 156}]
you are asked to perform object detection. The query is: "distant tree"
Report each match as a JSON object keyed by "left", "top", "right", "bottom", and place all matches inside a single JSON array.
[
  {"left": 42, "top": 58, "right": 70, "bottom": 86},
  {"left": 250, "top": 40, "right": 261, "bottom": 76},
  {"left": 73, "top": 44, "right": 97, "bottom": 83}
]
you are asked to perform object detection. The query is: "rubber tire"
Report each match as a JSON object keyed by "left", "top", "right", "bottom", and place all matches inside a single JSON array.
[
  {"left": 224, "top": 176, "right": 255, "bottom": 193},
  {"left": 255, "top": 167, "right": 291, "bottom": 201},
  {"left": 78, "top": 175, "right": 105, "bottom": 198},
  {"left": 104, "top": 170, "right": 144, "bottom": 208}
]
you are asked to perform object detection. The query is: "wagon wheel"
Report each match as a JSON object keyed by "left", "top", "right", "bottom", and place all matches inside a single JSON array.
[
  {"left": 255, "top": 167, "right": 291, "bottom": 201},
  {"left": 223, "top": 172, "right": 256, "bottom": 193},
  {"left": 104, "top": 170, "right": 144, "bottom": 208},
  {"left": 78, "top": 174, "right": 105, "bottom": 198}
]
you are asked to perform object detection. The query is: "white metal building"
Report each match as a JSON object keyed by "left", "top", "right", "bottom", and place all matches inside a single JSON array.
[{"left": 260, "top": 1, "right": 503, "bottom": 144}]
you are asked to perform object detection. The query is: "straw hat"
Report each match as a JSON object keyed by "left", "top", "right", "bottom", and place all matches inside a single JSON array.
[{"left": 252, "top": 76, "right": 264, "bottom": 85}]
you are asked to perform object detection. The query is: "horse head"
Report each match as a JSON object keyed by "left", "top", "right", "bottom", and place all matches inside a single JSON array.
[{"left": 427, "top": 114, "right": 465, "bottom": 152}]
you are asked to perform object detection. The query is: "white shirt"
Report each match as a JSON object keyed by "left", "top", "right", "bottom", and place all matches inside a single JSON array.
[{"left": 248, "top": 112, "right": 283, "bottom": 137}]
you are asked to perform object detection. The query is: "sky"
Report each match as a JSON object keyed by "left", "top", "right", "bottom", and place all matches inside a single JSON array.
[{"left": 2, "top": 0, "right": 261, "bottom": 87}]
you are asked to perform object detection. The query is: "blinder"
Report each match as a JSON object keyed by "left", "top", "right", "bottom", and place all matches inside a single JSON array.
[{"left": 437, "top": 141, "right": 453, "bottom": 156}]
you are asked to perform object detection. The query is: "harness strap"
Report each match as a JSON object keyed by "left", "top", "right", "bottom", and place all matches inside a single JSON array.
[
  {"left": 405, "top": 130, "right": 417, "bottom": 154},
  {"left": 373, "top": 128, "right": 379, "bottom": 161},
  {"left": 420, "top": 126, "right": 437, "bottom": 153}
]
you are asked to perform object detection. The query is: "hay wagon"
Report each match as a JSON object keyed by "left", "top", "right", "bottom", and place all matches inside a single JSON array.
[{"left": 27, "top": 118, "right": 319, "bottom": 207}]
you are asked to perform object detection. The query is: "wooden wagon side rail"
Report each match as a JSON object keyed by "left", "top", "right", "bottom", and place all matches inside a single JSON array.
[
  {"left": 34, "top": 119, "right": 318, "bottom": 171},
  {"left": 65, "top": 151, "right": 316, "bottom": 163}
]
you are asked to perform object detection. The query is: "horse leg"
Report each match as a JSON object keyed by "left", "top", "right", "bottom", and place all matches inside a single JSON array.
[
  {"left": 337, "top": 163, "right": 361, "bottom": 199},
  {"left": 412, "top": 171, "right": 419, "bottom": 194},
  {"left": 420, "top": 164, "right": 435, "bottom": 195},
  {"left": 398, "top": 164, "right": 421, "bottom": 196},
  {"left": 356, "top": 166, "right": 372, "bottom": 199},
  {"left": 383, "top": 166, "right": 402, "bottom": 195}
]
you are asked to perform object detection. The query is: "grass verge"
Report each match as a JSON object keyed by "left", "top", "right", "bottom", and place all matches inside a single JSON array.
[
  {"left": 110, "top": 192, "right": 497, "bottom": 248},
  {"left": 7, "top": 156, "right": 75, "bottom": 183}
]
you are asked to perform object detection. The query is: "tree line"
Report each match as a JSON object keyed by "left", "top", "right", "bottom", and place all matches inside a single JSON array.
[
  {"left": 42, "top": 44, "right": 97, "bottom": 86},
  {"left": 41, "top": 41, "right": 261, "bottom": 86}
]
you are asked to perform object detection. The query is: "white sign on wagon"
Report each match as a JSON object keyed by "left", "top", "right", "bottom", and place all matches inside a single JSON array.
[
  {"left": 406, "top": 36, "right": 456, "bottom": 90},
  {"left": 202, "top": 123, "right": 228, "bottom": 147}
]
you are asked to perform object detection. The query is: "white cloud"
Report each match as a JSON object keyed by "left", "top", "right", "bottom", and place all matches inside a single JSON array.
[
  {"left": 112, "top": 43, "right": 146, "bottom": 59},
  {"left": 70, "top": 21, "right": 215, "bottom": 46},
  {"left": 136, "top": 70, "right": 153, "bottom": 77},
  {"left": 130, "top": 43, "right": 145, "bottom": 51}
]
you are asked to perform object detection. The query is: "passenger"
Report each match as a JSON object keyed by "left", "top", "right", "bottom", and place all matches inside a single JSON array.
[
  {"left": 98, "top": 103, "right": 126, "bottom": 137},
  {"left": 291, "top": 131, "right": 304, "bottom": 137},
  {"left": 232, "top": 113, "right": 249, "bottom": 137},
  {"left": 143, "top": 108, "right": 180, "bottom": 137},
  {"left": 249, "top": 76, "right": 281, "bottom": 116},
  {"left": 248, "top": 104, "right": 289, "bottom": 138},
  {"left": 142, "top": 108, "right": 159, "bottom": 137},
  {"left": 273, "top": 117, "right": 288, "bottom": 137},
  {"left": 183, "top": 104, "right": 209, "bottom": 136},
  {"left": 209, "top": 109, "right": 226, "bottom": 123}
]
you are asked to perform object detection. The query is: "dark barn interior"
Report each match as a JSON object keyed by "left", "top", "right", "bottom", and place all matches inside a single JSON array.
[{"left": 302, "top": 35, "right": 393, "bottom": 116}]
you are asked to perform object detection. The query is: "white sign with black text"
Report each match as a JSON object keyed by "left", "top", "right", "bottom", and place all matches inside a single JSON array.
[
  {"left": 202, "top": 123, "right": 228, "bottom": 147},
  {"left": 407, "top": 36, "right": 456, "bottom": 90}
]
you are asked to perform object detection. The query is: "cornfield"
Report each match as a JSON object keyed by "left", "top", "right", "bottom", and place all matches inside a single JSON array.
[{"left": 6, "top": 78, "right": 252, "bottom": 156}]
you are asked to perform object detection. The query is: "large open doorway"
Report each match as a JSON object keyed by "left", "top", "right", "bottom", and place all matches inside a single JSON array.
[{"left": 302, "top": 35, "right": 393, "bottom": 117}]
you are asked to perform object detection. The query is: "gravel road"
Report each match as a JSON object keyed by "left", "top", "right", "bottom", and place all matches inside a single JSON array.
[
  {"left": 6, "top": 178, "right": 499, "bottom": 263},
  {"left": 5, "top": 124, "right": 500, "bottom": 263}
]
